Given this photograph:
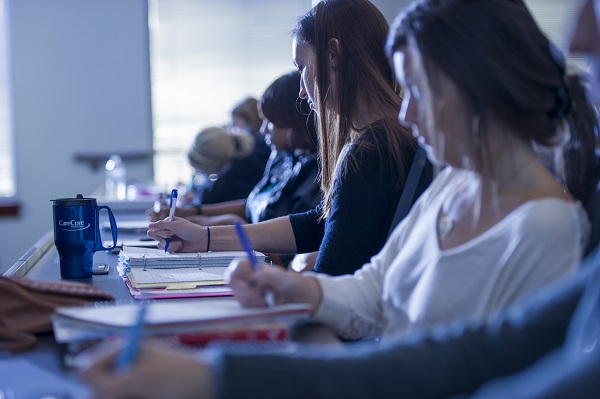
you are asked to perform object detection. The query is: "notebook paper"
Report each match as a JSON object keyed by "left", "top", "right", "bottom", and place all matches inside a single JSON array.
[
  {"left": 127, "top": 266, "right": 227, "bottom": 289},
  {"left": 120, "top": 247, "right": 266, "bottom": 269}
]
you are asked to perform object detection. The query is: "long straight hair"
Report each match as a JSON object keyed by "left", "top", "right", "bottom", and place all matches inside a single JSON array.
[{"left": 294, "top": 0, "right": 416, "bottom": 216}]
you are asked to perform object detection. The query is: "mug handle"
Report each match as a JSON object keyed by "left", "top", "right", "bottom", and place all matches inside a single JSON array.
[{"left": 95, "top": 205, "right": 118, "bottom": 251}]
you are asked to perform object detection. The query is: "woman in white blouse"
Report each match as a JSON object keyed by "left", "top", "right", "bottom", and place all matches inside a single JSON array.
[{"left": 221, "top": 0, "right": 598, "bottom": 342}]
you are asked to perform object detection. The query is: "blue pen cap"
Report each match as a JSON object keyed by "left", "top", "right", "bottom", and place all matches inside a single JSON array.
[{"left": 169, "top": 189, "right": 178, "bottom": 207}]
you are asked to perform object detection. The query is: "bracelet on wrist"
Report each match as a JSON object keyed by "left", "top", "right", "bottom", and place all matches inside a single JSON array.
[{"left": 204, "top": 226, "right": 211, "bottom": 252}]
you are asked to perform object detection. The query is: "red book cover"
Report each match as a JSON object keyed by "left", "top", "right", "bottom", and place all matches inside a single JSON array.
[{"left": 176, "top": 322, "right": 289, "bottom": 347}]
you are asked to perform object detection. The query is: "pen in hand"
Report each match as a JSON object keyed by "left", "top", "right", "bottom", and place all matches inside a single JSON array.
[
  {"left": 233, "top": 221, "right": 275, "bottom": 307},
  {"left": 114, "top": 301, "right": 148, "bottom": 374},
  {"left": 164, "top": 189, "right": 178, "bottom": 253}
]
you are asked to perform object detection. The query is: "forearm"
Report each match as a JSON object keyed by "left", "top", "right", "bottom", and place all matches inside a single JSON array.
[
  {"left": 310, "top": 269, "right": 386, "bottom": 340},
  {"left": 172, "top": 206, "right": 198, "bottom": 219},
  {"left": 212, "top": 304, "right": 575, "bottom": 399},
  {"left": 209, "top": 216, "right": 297, "bottom": 253},
  {"left": 201, "top": 200, "right": 246, "bottom": 218},
  {"left": 213, "top": 272, "right": 585, "bottom": 399},
  {"left": 211, "top": 335, "right": 481, "bottom": 399}
]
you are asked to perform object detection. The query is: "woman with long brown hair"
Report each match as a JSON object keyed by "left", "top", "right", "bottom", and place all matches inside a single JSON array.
[{"left": 148, "top": 0, "right": 431, "bottom": 276}]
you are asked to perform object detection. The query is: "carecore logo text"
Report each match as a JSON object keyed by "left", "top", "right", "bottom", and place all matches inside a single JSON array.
[{"left": 59, "top": 219, "right": 90, "bottom": 231}]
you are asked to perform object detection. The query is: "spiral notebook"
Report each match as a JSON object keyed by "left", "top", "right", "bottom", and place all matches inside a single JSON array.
[
  {"left": 120, "top": 246, "right": 266, "bottom": 269},
  {"left": 118, "top": 247, "right": 266, "bottom": 290}
]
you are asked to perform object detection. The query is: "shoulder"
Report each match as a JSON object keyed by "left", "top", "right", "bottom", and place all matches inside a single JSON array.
[
  {"left": 352, "top": 124, "right": 402, "bottom": 154},
  {"left": 514, "top": 198, "right": 585, "bottom": 221},
  {"left": 513, "top": 199, "right": 588, "bottom": 230},
  {"left": 507, "top": 199, "right": 590, "bottom": 249},
  {"left": 341, "top": 128, "right": 397, "bottom": 172}
]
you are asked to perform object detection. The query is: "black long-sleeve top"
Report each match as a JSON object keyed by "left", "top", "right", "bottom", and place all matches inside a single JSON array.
[{"left": 289, "top": 126, "right": 431, "bottom": 276}]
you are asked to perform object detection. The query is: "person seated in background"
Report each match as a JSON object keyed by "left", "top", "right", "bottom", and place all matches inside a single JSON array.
[
  {"left": 229, "top": 96, "right": 263, "bottom": 133},
  {"left": 182, "top": 124, "right": 269, "bottom": 206},
  {"left": 149, "top": 0, "right": 433, "bottom": 277},
  {"left": 151, "top": 71, "right": 321, "bottom": 228},
  {"left": 152, "top": 71, "right": 323, "bottom": 267},
  {"left": 184, "top": 96, "right": 271, "bottom": 206},
  {"left": 82, "top": 0, "right": 600, "bottom": 398}
]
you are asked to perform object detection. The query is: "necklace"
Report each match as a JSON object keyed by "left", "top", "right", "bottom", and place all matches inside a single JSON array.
[{"left": 438, "top": 214, "right": 454, "bottom": 242}]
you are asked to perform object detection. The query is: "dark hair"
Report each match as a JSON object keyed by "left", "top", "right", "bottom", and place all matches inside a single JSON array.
[
  {"left": 259, "top": 71, "right": 318, "bottom": 152},
  {"left": 293, "top": 0, "right": 416, "bottom": 215},
  {"left": 385, "top": 0, "right": 598, "bottom": 202},
  {"left": 231, "top": 97, "right": 262, "bottom": 132}
]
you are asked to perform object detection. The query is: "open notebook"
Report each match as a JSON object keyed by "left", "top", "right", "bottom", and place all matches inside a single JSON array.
[
  {"left": 120, "top": 246, "right": 266, "bottom": 269},
  {"left": 118, "top": 247, "right": 266, "bottom": 290}
]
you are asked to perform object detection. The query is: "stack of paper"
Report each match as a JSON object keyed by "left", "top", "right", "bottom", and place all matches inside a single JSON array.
[
  {"left": 125, "top": 266, "right": 229, "bottom": 289},
  {"left": 123, "top": 282, "right": 234, "bottom": 300},
  {"left": 117, "top": 247, "right": 266, "bottom": 294}
]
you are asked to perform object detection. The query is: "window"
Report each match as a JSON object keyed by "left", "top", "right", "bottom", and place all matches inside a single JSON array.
[
  {"left": 525, "top": 0, "right": 586, "bottom": 67},
  {"left": 0, "top": 0, "right": 16, "bottom": 199},
  {"left": 149, "top": 0, "right": 588, "bottom": 190},
  {"left": 149, "top": 0, "right": 312, "bottom": 188}
]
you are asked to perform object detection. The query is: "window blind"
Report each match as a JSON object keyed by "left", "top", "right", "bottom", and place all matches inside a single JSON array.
[
  {"left": 525, "top": 0, "right": 586, "bottom": 68},
  {"left": 149, "top": 0, "right": 312, "bottom": 188}
]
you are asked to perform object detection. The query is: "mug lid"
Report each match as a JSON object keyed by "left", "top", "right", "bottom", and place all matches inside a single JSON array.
[{"left": 51, "top": 194, "right": 97, "bottom": 206}]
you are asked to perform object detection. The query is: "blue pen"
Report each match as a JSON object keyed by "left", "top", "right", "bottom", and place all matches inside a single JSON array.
[
  {"left": 233, "top": 221, "right": 275, "bottom": 307},
  {"left": 115, "top": 301, "right": 148, "bottom": 374},
  {"left": 164, "top": 189, "right": 178, "bottom": 253}
]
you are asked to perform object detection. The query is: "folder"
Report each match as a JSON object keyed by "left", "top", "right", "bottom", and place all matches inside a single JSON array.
[
  {"left": 123, "top": 278, "right": 233, "bottom": 300},
  {"left": 125, "top": 266, "right": 227, "bottom": 289}
]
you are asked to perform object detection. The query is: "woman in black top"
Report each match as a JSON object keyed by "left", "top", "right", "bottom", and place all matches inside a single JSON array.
[{"left": 149, "top": 0, "right": 432, "bottom": 276}]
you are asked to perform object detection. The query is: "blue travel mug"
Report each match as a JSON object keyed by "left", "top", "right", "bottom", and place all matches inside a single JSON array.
[{"left": 51, "top": 194, "right": 118, "bottom": 278}]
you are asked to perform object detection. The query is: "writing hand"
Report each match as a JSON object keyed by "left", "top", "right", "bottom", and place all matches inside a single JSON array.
[
  {"left": 148, "top": 216, "right": 207, "bottom": 253},
  {"left": 226, "top": 258, "right": 322, "bottom": 313}
]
